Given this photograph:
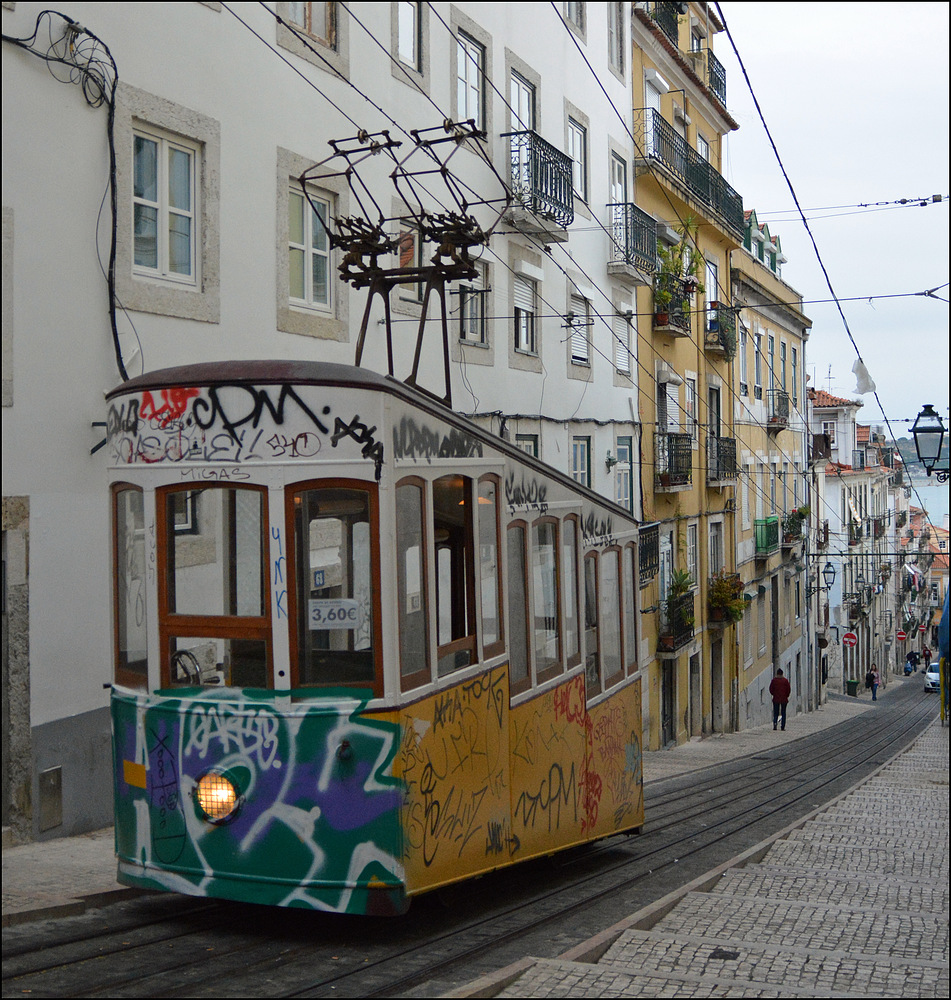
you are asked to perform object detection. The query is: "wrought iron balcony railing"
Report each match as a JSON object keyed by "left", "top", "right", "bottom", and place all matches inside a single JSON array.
[
  {"left": 636, "top": 109, "right": 743, "bottom": 236},
  {"left": 754, "top": 516, "right": 779, "bottom": 556},
  {"left": 767, "top": 389, "right": 790, "bottom": 428},
  {"left": 608, "top": 202, "right": 657, "bottom": 274},
  {"left": 781, "top": 511, "right": 805, "bottom": 543},
  {"left": 704, "top": 303, "right": 736, "bottom": 359},
  {"left": 655, "top": 431, "right": 692, "bottom": 488},
  {"left": 848, "top": 520, "right": 863, "bottom": 546},
  {"left": 707, "top": 435, "right": 737, "bottom": 482},
  {"left": 816, "top": 519, "right": 829, "bottom": 548},
  {"left": 503, "top": 130, "right": 574, "bottom": 229},
  {"left": 647, "top": 2, "right": 681, "bottom": 45},
  {"left": 873, "top": 515, "right": 887, "bottom": 540},
  {"left": 896, "top": 510, "right": 908, "bottom": 528},
  {"left": 653, "top": 271, "right": 691, "bottom": 334},
  {"left": 659, "top": 591, "right": 695, "bottom": 652},
  {"left": 707, "top": 49, "right": 727, "bottom": 104},
  {"left": 639, "top": 523, "right": 660, "bottom": 586}
]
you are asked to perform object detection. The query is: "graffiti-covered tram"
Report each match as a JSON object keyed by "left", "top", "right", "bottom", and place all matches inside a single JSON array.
[{"left": 109, "top": 361, "right": 644, "bottom": 914}]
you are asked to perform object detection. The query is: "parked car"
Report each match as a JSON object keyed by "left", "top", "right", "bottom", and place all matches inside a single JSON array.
[{"left": 923, "top": 664, "right": 941, "bottom": 693}]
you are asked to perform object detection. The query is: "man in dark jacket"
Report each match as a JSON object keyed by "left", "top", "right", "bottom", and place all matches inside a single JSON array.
[{"left": 770, "top": 668, "right": 791, "bottom": 731}]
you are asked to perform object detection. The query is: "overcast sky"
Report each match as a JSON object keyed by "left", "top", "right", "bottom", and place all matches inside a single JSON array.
[{"left": 716, "top": 2, "right": 949, "bottom": 443}]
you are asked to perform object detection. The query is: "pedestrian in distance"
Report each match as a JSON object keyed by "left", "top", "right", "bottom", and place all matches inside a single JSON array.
[
  {"left": 770, "top": 668, "right": 791, "bottom": 731},
  {"left": 865, "top": 667, "right": 874, "bottom": 692},
  {"left": 870, "top": 664, "right": 881, "bottom": 701},
  {"left": 922, "top": 644, "right": 931, "bottom": 666}
]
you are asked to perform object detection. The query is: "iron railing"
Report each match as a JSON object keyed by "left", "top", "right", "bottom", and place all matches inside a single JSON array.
[
  {"left": 704, "top": 303, "right": 736, "bottom": 358},
  {"left": 659, "top": 591, "right": 695, "bottom": 651},
  {"left": 647, "top": 2, "right": 680, "bottom": 45},
  {"left": 754, "top": 516, "right": 779, "bottom": 555},
  {"left": 637, "top": 110, "right": 743, "bottom": 235},
  {"left": 852, "top": 449, "right": 866, "bottom": 471},
  {"left": 707, "top": 49, "right": 727, "bottom": 103},
  {"left": 608, "top": 202, "right": 657, "bottom": 273},
  {"left": 873, "top": 515, "right": 887, "bottom": 539},
  {"left": 655, "top": 431, "right": 692, "bottom": 487},
  {"left": 653, "top": 271, "right": 691, "bottom": 334},
  {"left": 848, "top": 520, "right": 863, "bottom": 546},
  {"left": 767, "top": 389, "right": 790, "bottom": 427},
  {"left": 781, "top": 511, "right": 805, "bottom": 542},
  {"left": 639, "top": 523, "right": 660, "bottom": 586},
  {"left": 707, "top": 435, "right": 737, "bottom": 481},
  {"left": 896, "top": 510, "right": 908, "bottom": 528},
  {"left": 504, "top": 130, "right": 574, "bottom": 229}
]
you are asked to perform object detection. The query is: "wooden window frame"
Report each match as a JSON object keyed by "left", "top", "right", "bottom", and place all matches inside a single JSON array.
[
  {"left": 434, "top": 474, "right": 477, "bottom": 677},
  {"left": 284, "top": 478, "right": 383, "bottom": 697},
  {"left": 584, "top": 550, "right": 601, "bottom": 699},
  {"left": 479, "top": 474, "right": 505, "bottom": 661},
  {"left": 112, "top": 483, "right": 149, "bottom": 690},
  {"left": 507, "top": 519, "right": 532, "bottom": 697},
  {"left": 601, "top": 545, "right": 625, "bottom": 691},
  {"left": 157, "top": 483, "right": 272, "bottom": 690},
  {"left": 532, "top": 515, "right": 564, "bottom": 685},
  {"left": 396, "top": 475, "right": 432, "bottom": 693}
]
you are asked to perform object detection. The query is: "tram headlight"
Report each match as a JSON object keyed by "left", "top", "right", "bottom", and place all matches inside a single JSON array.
[{"left": 194, "top": 771, "right": 241, "bottom": 824}]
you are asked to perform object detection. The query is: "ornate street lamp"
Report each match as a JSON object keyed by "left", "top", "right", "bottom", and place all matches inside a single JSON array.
[
  {"left": 911, "top": 404, "right": 949, "bottom": 482},
  {"left": 807, "top": 561, "right": 836, "bottom": 597}
]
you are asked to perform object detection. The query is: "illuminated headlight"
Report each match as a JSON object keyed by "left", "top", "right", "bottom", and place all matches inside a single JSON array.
[{"left": 194, "top": 771, "right": 241, "bottom": 824}]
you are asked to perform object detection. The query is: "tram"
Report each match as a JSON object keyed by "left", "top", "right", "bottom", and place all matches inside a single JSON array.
[{"left": 108, "top": 360, "right": 644, "bottom": 915}]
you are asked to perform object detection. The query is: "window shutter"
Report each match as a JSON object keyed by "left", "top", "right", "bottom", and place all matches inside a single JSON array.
[
  {"left": 570, "top": 294, "right": 588, "bottom": 363},
  {"left": 514, "top": 275, "right": 534, "bottom": 311},
  {"left": 614, "top": 313, "right": 630, "bottom": 373}
]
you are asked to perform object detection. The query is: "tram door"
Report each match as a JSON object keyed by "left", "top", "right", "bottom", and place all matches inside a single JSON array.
[{"left": 661, "top": 660, "right": 676, "bottom": 746}]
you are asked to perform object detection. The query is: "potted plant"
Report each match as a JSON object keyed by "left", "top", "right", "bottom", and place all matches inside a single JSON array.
[
  {"left": 708, "top": 570, "right": 746, "bottom": 623},
  {"left": 782, "top": 505, "right": 811, "bottom": 542},
  {"left": 654, "top": 217, "right": 705, "bottom": 327}
]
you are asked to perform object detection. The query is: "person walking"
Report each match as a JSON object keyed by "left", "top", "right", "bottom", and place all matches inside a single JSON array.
[
  {"left": 870, "top": 664, "right": 881, "bottom": 701},
  {"left": 770, "top": 668, "right": 791, "bottom": 731}
]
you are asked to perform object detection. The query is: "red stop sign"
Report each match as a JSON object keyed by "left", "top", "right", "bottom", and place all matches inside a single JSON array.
[
  {"left": 896, "top": 629, "right": 907, "bottom": 641},
  {"left": 842, "top": 632, "right": 858, "bottom": 647}
]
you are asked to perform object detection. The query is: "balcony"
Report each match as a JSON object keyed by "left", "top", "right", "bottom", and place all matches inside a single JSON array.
[
  {"left": 767, "top": 389, "right": 790, "bottom": 429},
  {"left": 896, "top": 510, "right": 908, "bottom": 529},
  {"left": 704, "top": 303, "right": 736, "bottom": 359},
  {"left": 647, "top": 1, "right": 680, "bottom": 45},
  {"left": 873, "top": 515, "right": 887, "bottom": 540},
  {"left": 659, "top": 591, "right": 695, "bottom": 652},
  {"left": 781, "top": 511, "right": 805, "bottom": 547},
  {"left": 848, "top": 520, "right": 863, "bottom": 546},
  {"left": 815, "top": 519, "right": 829, "bottom": 549},
  {"left": 639, "top": 523, "right": 660, "bottom": 587},
  {"left": 852, "top": 449, "right": 866, "bottom": 471},
  {"left": 636, "top": 109, "right": 744, "bottom": 237},
  {"left": 655, "top": 431, "right": 692, "bottom": 489},
  {"left": 607, "top": 202, "right": 657, "bottom": 278},
  {"left": 653, "top": 271, "right": 691, "bottom": 335},
  {"left": 503, "top": 130, "right": 574, "bottom": 232},
  {"left": 707, "top": 435, "right": 737, "bottom": 482},
  {"left": 810, "top": 433, "right": 832, "bottom": 464},
  {"left": 754, "top": 516, "right": 779, "bottom": 558},
  {"left": 707, "top": 572, "right": 744, "bottom": 629},
  {"left": 707, "top": 49, "right": 727, "bottom": 104}
]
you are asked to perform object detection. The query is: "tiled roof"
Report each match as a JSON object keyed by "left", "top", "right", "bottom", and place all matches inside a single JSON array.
[
  {"left": 857, "top": 424, "right": 870, "bottom": 443},
  {"left": 809, "top": 388, "right": 861, "bottom": 408}
]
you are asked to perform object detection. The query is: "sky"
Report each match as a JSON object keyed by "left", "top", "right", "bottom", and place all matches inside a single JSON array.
[{"left": 714, "top": 2, "right": 950, "bottom": 523}]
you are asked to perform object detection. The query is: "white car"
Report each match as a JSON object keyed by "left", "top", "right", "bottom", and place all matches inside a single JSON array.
[{"left": 924, "top": 664, "right": 941, "bottom": 693}]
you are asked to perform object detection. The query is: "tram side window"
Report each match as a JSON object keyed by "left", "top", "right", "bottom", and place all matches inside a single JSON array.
[
  {"left": 162, "top": 486, "right": 270, "bottom": 689},
  {"left": 479, "top": 476, "right": 503, "bottom": 656},
  {"left": 532, "top": 518, "right": 561, "bottom": 680},
  {"left": 601, "top": 548, "right": 623, "bottom": 688},
  {"left": 293, "top": 487, "right": 375, "bottom": 687},
  {"left": 623, "top": 544, "right": 638, "bottom": 673},
  {"left": 563, "top": 516, "right": 580, "bottom": 668},
  {"left": 397, "top": 479, "right": 431, "bottom": 689},
  {"left": 114, "top": 486, "right": 148, "bottom": 688},
  {"left": 507, "top": 522, "right": 530, "bottom": 693},
  {"left": 434, "top": 474, "right": 476, "bottom": 676},
  {"left": 584, "top": 552, "right": 601, "bottom": 698}
]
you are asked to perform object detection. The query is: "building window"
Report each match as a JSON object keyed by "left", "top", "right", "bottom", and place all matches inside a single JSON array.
[
  {"left": 567, "top": 117, "right": 587, "bottom": 198},
  {"left": 398, "top": 222, "right": 423, "bottom": 302},
  {"left": 768, "top": 335, "right": 776, "bottom": 389},
  {"left": 457, "top": 32, "right": 484, "bottom": 128},
  {"left": 686, "top": 523, "right": 698, "bottom": 585},
  {"left": 459, "top": 261, "right": 487, "bottom": 344},
  {"left": 515, "top": 434, "right": 539, "bottom": 457},
  {"left": 514, "top": 276, "right": 537, "bottom": 354},
  {"left": 685, "top": 377, "right": 698, "bottom": 442},
  {"left": 616, "top": 436, "right": 633, "bottom": 511},
  {"left": 565, "top": 2, "right": 585, "bottom": 31},
  {"left": 614, "top": 311, "right": 632, "bottom": 375},
  {"left": 397, "top": 1, "right": 420, "bottom": 69},
  {"left": 710, "top": 521, "right": 723, "bottom": 576},
  {"left": 739, "top": 327, "right": 748, "bottom": 395},
  {"left": 288, "top": 188, "right": 331, "bottom": 310},
  {"left": 754, "top": 333, "right": 763, "bottom": 398},
  {"left": 287, "top": 2, "right": 335, "bottom": 48},
  {"left": 608, "top": 2, "right": 624, "bottom": 73},
  {"left": 791, "top": 347, "right": 799, "bottom": 407},
  {"left": 569, "top": 294, "right": 590, "bottom": 364},
  {"left": 697, "top": 133, "right": 710, "bottom": 161},
  {"left": 133, "top": 128, "right": 197, "bottom": 283},
  {"left": 780, "top": 341, "right": 787, "bottom": 390},
  {"left": 572, "top": 436, "right": 591, "bottom": 487},
  {"left": 822, "top": 420, "right": 836, "bottom": 445}
]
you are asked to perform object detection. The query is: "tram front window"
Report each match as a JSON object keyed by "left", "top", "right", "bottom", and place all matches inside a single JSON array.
[
  {"left": 293, "top": 487, "right": 375, "bottom": 686},
  {"left": 433, "top": 474, "right": 476, "bottom": 676}
]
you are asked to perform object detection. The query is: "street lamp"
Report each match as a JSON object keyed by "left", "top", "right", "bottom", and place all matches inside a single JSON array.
[
  {"left": 911, "top": 404, "right": 949, "bottom": 482},
  {"left": 807, "top": 560, "right": 836, "bottom": 597}
]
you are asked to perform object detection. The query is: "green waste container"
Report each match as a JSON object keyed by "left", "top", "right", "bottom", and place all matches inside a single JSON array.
[{"left": 846, "top": 679, "right": 859, "bottom": 697}]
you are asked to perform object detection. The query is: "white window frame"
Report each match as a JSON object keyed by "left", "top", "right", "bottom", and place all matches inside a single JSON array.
[
  {"left": 457, "top": 31, "right": 485, "bottom": 128},
  {"left": 739, "top": 326, "right": 748, "bottom": 394},
  {"left": 514, "top": 276, "right": 537, "bottom": 355},
  {"left": 397, "top": 1, "right": 420, "bottom": 69},
  {"left": 565, "top": 2, "right": 585, "bottom": 32},
  {"left": 608, "top": 2, "right": 624, "bottom": 75},
  {"left": 709, "top": 520, "right": 724, "bottom": 577},
  {"left": 459, "top": 261, "right": 487, "bottom": 344},
  {"left": 132, "top": 127, "right": 198, "bottom": 286},
  {"left": 567, "top": 117, "right": 587, "bottom": 199},
  {"left": 288, "top": 187, "right": 332, "bottom": 312},
  {"left": 686, "top": 522, "right": 699, "bottom": 585},
  {"left": 287, "top": 2, "right": 336, "bottom": 48},
  {"left": 569, "top": 293, "right": 590, "bottom": 365},
  {"left": 398, "top": 221, "right": 424, "bottom": 303},
  {"left": 572, "top": 436, "right": 591, "bottom": 487},
  {"left": 614, "top": 311, "right": 631, "bottom": 375}
]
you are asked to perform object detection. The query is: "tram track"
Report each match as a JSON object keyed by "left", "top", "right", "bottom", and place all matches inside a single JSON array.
[{"left": 2, "top": 683, "right": 938, "bottom": 999}]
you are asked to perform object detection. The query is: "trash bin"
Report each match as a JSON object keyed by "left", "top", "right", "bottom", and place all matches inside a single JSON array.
[{"left": 846, "top": 679, "right": 859, "bottom": 697}]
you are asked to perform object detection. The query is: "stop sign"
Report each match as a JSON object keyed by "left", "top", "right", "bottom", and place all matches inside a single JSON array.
[
  {"left": 919, "top": 624, "right": 926, "bottom": 633},
  {"left": 842, "top": 631, "right": 858, "bottom": 647},
  {"left": 896, "top": 629, "right": 907, "bottom": 641}
]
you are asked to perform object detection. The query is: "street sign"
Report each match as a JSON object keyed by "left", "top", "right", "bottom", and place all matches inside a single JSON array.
[
  {"left": 896, "top": 629, "right": 907, "bottom": 641},
  {"left": 842, "top": 632, "right": 858, "bottom": 647},
  {"left": 919, "top": 624, "right": 926, "bottom": 633}
]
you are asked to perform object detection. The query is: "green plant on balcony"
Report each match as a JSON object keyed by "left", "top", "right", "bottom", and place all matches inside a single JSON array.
[
  {"left": 782, "top": 505, "right": 810, "bottom": 542},
  {"left": 668, "top": 568, "right": 694, "bottom": 597},
  {"left": 654, "top": 217, "right": 705, "bottom": 320},
  {"left": 708, "top": 570, "right": 746, "bottom": 623}
]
